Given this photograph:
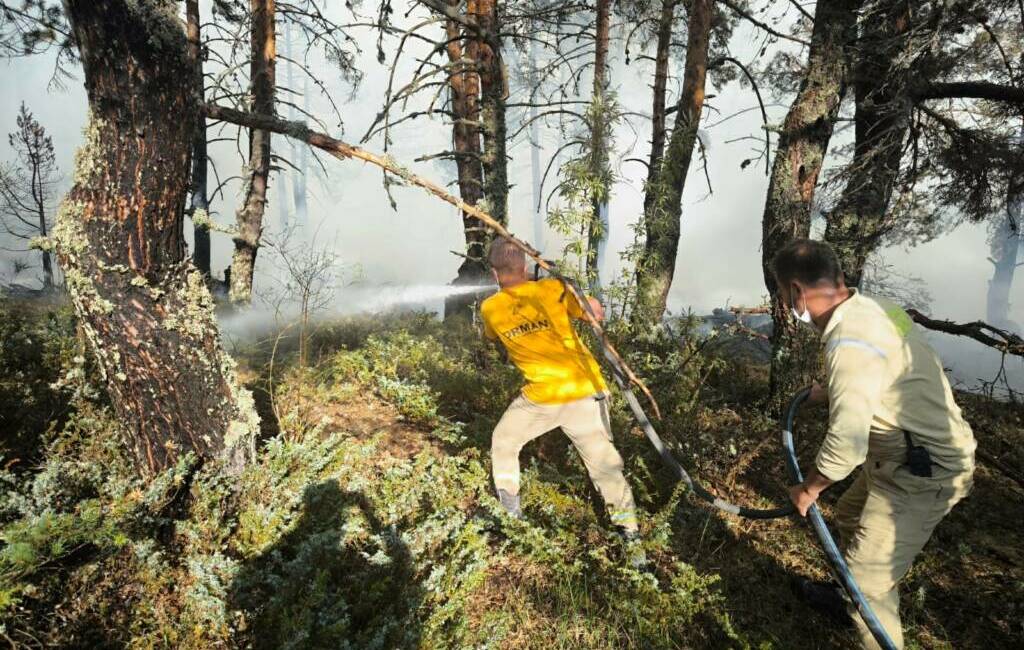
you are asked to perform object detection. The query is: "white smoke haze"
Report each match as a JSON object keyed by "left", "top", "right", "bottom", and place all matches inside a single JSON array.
[
  {"left": 2, "top": 2, "right": 1022, "bottom": 397},
  {"left": 218, "top": 283, "right": 497, "bottom": 340}
]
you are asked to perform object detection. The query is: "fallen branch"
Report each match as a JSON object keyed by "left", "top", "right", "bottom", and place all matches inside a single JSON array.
[
  {"left": 202, "top": 103, "right": 662, "bottom": 418},
  {"left": 905, "top": 309, "right": 1024, "bottom": 357},
  {"left": 728, "top": 305, "right": 770, "bottom": 315}
]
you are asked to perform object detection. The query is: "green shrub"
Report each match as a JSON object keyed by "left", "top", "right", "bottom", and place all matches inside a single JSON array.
[{"left": 0, "top": 295, "right": 85, "bottom": 465}]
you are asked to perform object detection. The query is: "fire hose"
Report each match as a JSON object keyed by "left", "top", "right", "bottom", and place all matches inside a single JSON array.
[{"left": 781, "top": 388, "right": 897, "bottom": 650}]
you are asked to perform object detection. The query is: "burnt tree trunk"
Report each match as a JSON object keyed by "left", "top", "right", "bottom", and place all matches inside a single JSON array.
[
  {"left": 443, "top": 0, "right": 488, "bottom": 319},
  {"left": 631, "top": 0, "right": 711, "bottom": 326},
  {"left": 186, "top": 0, "right": 211, "bottom": 279},
  {"left": 585, "top": 0, "right": 612, "bottom": 293},
  {"left": 230, "top": 0, "right": 276, "bottom": 304},
  {"left": 824, "top": 0, "right": 912, "bottom": 288},
  {"left": 760, "top": 0, "right": 861, "bottom": 411},
  {"left": 56, "top": 0, "right": 258, "bottom": 476}
]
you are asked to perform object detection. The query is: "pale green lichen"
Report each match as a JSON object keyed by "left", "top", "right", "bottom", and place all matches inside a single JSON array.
[
  {"left": 29, "top": 235, "right": 55, "bottom": 252},
  {"left": 190, "top": 208, "right": 238, "bottom": 236},
  {"left": 63, "top": 268, "right": 114, "bottom": 315},
  {"left": 72, "top": 114, "right": 108, "bottom": 188},
  {"left": 162, "top": 269, "right": 215, "bottom": 338},
  {"left": 52, "top": 201, "right": 89, "bottom": 259}
]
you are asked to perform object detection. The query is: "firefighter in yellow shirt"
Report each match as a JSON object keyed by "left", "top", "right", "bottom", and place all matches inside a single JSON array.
[
  {"left": 480, "top": 238, "right": 640, "bottom": 541},
  {"left": 772, "top": 239, "right": 975, "bottom": 650}
]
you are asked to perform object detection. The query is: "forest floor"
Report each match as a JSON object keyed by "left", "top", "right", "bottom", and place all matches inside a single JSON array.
[{"left": 1, "top": 298, "right": 1022, "bottom": 648}]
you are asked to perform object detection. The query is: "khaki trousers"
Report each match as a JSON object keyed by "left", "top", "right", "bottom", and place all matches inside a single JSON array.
[
  {"left": 834, "top": 459, "right": 973, "bottom": 649},
  {"left": 491, "top": 393, "right": 638, "bottom": 531}
]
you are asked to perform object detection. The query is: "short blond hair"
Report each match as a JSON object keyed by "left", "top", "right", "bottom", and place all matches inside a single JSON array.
[{"left": 488, "top": 237, "right": 526, "bottom": 274}]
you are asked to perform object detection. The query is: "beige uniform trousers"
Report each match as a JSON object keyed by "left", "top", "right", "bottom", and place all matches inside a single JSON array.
[
  {"left": 835, "top": 459, "right": 973, "bottom": 649},
  {"left": 491, "top": 393, "right": 638, "bottom": 531}
]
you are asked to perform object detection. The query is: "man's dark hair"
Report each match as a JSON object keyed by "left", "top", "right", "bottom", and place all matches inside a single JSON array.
[
  {"left": 770, "top": 238, "right": 844, "bottom": 287},
  {"left": 488, "top": 237, "right": 526, "bottom": 275}
]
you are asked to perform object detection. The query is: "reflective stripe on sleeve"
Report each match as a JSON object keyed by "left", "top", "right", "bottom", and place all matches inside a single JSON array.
[{"left": 825, "top": 337, "right": 888, "bottom": 360}]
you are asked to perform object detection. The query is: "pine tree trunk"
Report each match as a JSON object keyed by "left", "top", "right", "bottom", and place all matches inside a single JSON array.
[
  {"left": 585, "top": 0, "right": 612, "bottom": 293},
  {"left": 644, "top": 0, "right": 675, "bottom": 192},
  {"left": 761, "top": 0, "right": 861, "bottom": 412},
  {"left": 56, "top": 0, "right": 258, "bottom": 476},
  {"left": 476, "top": 0, "right": 508, "bottom": 225},
  {"left": 824, "top": 0, "right": 912, "bottom": 288},
  {"left": 443, "top": 0, "right": 488, "bottom": 319},
  {"left": 230, "top": 0, "right": 276, "bottom": 305},
  {"left": 186, "top": 0, "right": 211, "bottom": 279},
  {"left": 632, "top": 0, "right": 711, "bottom": 326},
  {"left": 444, "top": 0, "right": 506, "bottom": 319}
]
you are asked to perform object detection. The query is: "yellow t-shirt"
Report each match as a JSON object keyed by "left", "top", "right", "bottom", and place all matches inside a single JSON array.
[{"left": 480, "top": 278, "right": 607, "bottom": 404}]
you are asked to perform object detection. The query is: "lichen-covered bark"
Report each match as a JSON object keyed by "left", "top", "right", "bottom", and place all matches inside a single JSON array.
[
  {"left": 632, "top": 0, "right": 711, "bottom": 326},
  {"left": 57, "top": 0, "right": 258, "bottom": 476},
  {"left": 824, "top": 0, "right": 911, "bottom": 288},
  {"left": 760, "top": 0, "right": 861, "bottom": 410},
  {"left": 230, "top": 0, "right": 276, "bottom": 304},
  {"left": 443, "top": 0, "right": 488, "bottom": 319},
  {"left": 186, "top": 0, "right": 211, "bottom": 278},
  {"left": 585, "top": 0, "right": 612, "bottom": 292}
]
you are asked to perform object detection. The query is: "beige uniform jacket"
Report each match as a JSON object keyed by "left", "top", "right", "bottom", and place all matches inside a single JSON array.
[{"left": 816, "top": 290, "right": 976, "bottom": 482}]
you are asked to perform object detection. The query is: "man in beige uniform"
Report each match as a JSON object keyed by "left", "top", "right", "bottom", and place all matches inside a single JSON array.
[
  {"left": 772, "top": 239, "right": 975, "bottom": 649},
  {"left": 480, "top": 238, "right": 640, "bottom": 540}
]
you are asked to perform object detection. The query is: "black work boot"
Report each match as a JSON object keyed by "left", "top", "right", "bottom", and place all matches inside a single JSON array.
[
  {"left": 497, "top": 489, "right": 523, "bottom": 519},
  {"left": 792, "top": 577, "right": 853, "bottom": 627}
]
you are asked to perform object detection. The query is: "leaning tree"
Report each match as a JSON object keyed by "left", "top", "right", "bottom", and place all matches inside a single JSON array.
[{"left": 52, "top": 0, "right": 258, "bottom": 476}]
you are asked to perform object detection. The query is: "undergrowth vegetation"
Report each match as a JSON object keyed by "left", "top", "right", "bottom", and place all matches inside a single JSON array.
[{"left": 1, "top": 299, "right": 1022, "bottom": 648}]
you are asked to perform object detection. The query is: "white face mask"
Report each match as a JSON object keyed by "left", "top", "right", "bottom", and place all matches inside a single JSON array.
[{"left": 791, "top": 289, "right": 813, "bottom": 324}]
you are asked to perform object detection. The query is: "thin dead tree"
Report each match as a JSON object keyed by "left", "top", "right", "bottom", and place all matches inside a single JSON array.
[
  {"left": 230, "top": 0, "right": 276, "bottom": 304},
  {"left": 197, "top": 0, "right": 360, "bottom": 292},
  {"left": 0, "top": 103, "right": 59, "bottom": 290}
]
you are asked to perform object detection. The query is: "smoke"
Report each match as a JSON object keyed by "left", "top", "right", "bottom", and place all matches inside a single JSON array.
[{"left": 217, "top": 283, "right": 497, "bottom": 339}]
